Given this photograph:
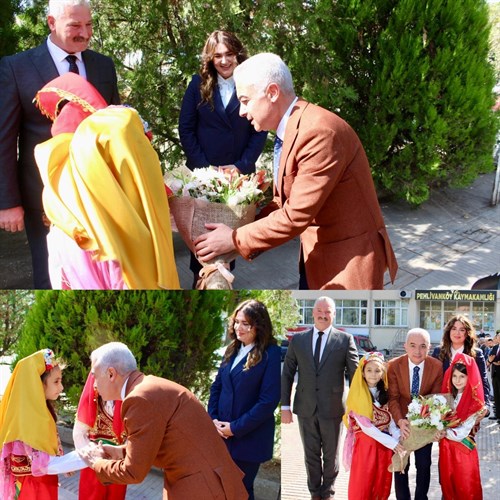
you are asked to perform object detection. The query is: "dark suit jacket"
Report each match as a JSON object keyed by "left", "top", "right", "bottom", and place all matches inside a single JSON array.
[
  {"left": 233, "top": 99, "right": 398, "bottom": 290},
  {"left": 387, "top": 354, "right": 443, "bottom": 424},
  {"left": 178, "top": 74, "right": 267, "bottom": 174},
  {"left": 431, "top": 346, "right": 490, "bottom": 401},
  {"left": 281, "top": 328, "right": 358, "bottom": 419},
  {"left": 93, "top": 371, "right": 247, "bottom": 500},
  {"left": 0, "top": 41, "right": 120, "bottom": 211},
  {"left": 208, "top": 343, "right": 281, "bottom": 463}
]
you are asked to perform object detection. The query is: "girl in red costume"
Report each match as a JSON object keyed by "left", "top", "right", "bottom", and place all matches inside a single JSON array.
[
  {"left": 343, "top": 352, "right": 405, "bottom": 500},
  {"left": 439, "top": 353, "right": 485, "bottom": 500},
  {"left": 0, "top": 349, "right": 89, "bottom": 499},
  {"left": 73, "top": 372, "right": 127, "bottom": 500}
]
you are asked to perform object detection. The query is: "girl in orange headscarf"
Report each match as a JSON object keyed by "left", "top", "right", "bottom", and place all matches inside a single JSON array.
[
  {"left": 439, "top": 353, "right": 485, "bottom": 500},
  {"left": 34, "top": 72, "right": 180, "bottom": 290},
  {"left": 0, "top": 350, "right": 88, "bottom": 499},
  {"left": 343, "top": 352, "right": 405, "bottom": 500}
]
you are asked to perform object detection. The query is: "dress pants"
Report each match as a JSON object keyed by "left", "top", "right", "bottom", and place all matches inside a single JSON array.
[
  {"left": 234, "top": 459, "right": 260, "bottom": 500},
  {"left": 298, "top": 414, "right": 342, "bottom": 498},
  {"left": 394, "top": 443, "right": 433, "bottom": 500},
  {"left": 24, "top": 208, "right": 51, "bottom": 289}
]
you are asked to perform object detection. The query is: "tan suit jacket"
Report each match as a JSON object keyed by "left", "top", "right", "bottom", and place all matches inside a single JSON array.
[
  {"left": 93, "top": 372, "right": 246, "bottom": 499},
  {"left": 233, "top": 99, "right": 397, "bottom": 289},
  {"left": 387, "top": 354, "right": 443, "bottom": 424}
]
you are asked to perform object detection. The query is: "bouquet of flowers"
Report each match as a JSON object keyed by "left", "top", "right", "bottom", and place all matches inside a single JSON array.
[
  {"left": 389, "top": 393, "right": 459, "bottom": 473},
  {"left": 164, "top": 166, "right": 269, "bottom": 289}
]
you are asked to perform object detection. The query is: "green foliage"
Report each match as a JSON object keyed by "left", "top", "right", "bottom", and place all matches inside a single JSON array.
[
  {"left": 15, "top": 290, "right": 233, "bottom": 406},
  {"left": 244, "top": 290, "right": 301, "bottom": 339},
  {"left": 0, "top": 291, "right": 34, "bottom": 356},
  {"left": 0, "top": 0, "right": 20, "bottom": 57},
  {"left": 12, "top": 0, "right": 498, "bottom": 205},
  {"left": 489, "top": 2, "right": 500, "bottom": 81}
]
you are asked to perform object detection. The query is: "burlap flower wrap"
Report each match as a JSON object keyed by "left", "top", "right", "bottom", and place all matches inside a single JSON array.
[
  {"left": 168, "top": 196, "right": 257, "bottom": 289},
  {"left": 389, "top": 393, "right": 457, "bottom": 473}
]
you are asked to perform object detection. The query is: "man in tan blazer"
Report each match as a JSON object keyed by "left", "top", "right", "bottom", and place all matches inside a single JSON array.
[
  {"left": 194, "top": 52, "right": 397, "bottom": 290},
  {"left": 387, "top": 328, "right": 443, "bottom": 500},
  {"left": 79, "top": 342, "right": 247, "bottom": 499}
]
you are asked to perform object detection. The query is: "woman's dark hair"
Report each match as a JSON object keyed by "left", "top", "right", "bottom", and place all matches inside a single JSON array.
[
  {"left": 363, "top": 361, "right": 389, "bottom": 405},
  {"left": 223, "top": 299, "right": 277, "bottom": 370},
  {"left": 199, "top": 30, "right": 247, "bottom": 109},
  {"left": 451, "top": 362, "right": 468, "bottom": 398},
  {"left": 439, "top": 315, "right": 477, "bottom": 362},
  {"left": 41, "top": 360, "right": 65, "bottom": 421}
]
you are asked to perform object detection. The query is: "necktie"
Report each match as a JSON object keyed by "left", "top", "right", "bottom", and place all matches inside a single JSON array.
[
  {"left": 66, "top": 55, "right": 79, "bottom": 74},
  {"left": 273, "top": 136, "right": 283, "bottom": 185},
  {"left": 314, "top": 331, "right": 324, "bottom": 368},
  {"left": 411, "top": 365, "right": 420, "bottom": 397}
]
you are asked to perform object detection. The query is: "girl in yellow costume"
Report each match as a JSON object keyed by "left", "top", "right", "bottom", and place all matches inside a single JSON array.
[
  {"left": 342, "top": 352, "right": 404, "bottom": 500},
  {"left": 33, "top": 72, "right": 179, "bottom": 289},
  {"left": 0, "top": 349, "right": 88, "bottom": 499}
]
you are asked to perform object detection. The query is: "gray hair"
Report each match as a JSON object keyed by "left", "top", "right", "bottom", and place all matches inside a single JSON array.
[
  {"left": 91, "top": 342, "right": 137, "bottom": 375},
  {"left": 406, "top": 328, "right": 431, "bottom": 345},
  {"left": 48, "top": 0, "right": 90, "bottom": 17},
  {"left": 313, "top": 296, "right": 336, "bottom": 310},
  {"left": 233, "top": 52, "right": 295, "bottom": 95}
]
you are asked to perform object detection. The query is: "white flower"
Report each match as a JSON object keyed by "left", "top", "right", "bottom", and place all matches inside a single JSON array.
[
  {"left": 433, "top": 395, "right": 447, "bottom": 406},
  {"left": 407, "top": 400, "right": 422, "bottom": 416}
]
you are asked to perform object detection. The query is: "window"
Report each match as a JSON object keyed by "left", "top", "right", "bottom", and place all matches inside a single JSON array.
[
  {"left": 373, "top": 300, "right": 408, "bottom": 326},
  {"left": 297, "top": 299, "right": 315, "bottom": 325},
  {"left": 336, "top": 300, "right": 368, "bottom": 327}
]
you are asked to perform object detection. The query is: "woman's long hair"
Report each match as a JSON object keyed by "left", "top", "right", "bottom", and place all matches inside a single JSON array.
[
  {"left": 223, "top": 299, "right": 277, "bottom": 370},
  {"left": 439, "top": 314, "right": 477, "bottom": 362},
  {"left": 450, "top": 362, "right": 468, "bottom": 399},
  {"left": 199, "top": 30, "right": 247, "bottom": 109}
]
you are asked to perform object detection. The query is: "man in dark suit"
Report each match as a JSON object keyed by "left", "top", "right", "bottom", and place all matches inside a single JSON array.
[
  {"left": 80, "top": 342, "right": 247, "bottom": 499},
  {"left": 194, "top": 52, "right": 398, "bottom": 290},
  {"left": 281, "top": 296, "right": 358, "bottom": 500},
  {"left": 387, "top": 328, "right": 443, "bottom": 500},
  {"left": 0, "top": 0, "right": 120, "bottom": 288}
]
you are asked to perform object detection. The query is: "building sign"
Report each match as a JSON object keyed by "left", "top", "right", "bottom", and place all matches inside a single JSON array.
[{"left": 415, "top": 290, "right": 497, "bottom": 302}]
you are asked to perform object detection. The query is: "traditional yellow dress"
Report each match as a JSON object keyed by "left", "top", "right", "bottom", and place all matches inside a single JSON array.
[{"left": 34, "top": 73, "right": 180, "bottom": 289}]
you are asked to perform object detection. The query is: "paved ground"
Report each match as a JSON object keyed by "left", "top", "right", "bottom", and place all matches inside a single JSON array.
[
  {"left": 1, "top": 171, "right": 498, "bottom": 290},
  {"left": 282, "top": 384, "right": 500, "bottom": 499}
]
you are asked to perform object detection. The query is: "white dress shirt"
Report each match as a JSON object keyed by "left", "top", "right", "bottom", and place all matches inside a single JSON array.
[
  {"left": 231, "top": 342, "right": 255, "bottom": 371},
  {"left": 217, "top": 74, "right": 235, "bottom": 108},
  {"left": 312, "top": 326, "right": 332, "bottom": 363},
  {"left": 47, "top": 36, "right": 87, "bottom": 78}
]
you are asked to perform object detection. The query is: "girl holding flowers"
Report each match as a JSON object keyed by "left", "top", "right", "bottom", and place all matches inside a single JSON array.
[
  {"left": 343, "top": 352, "right": 405, "bottom": 500},
  {"left": 0, "top": 349, "right": 90, "bottom": 499},
  {"left": 439, "top": 352, "right": 485, "bottom": 500}
]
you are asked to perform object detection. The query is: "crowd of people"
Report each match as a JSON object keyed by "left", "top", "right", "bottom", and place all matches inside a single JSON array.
[
  {"left": 0, "top": 299, "right": 281, "bottom": 500},
  {"left": 282, "top": 297, "right": 495, "bottom": 500},
  {"left": 0, "top": 0, "right": 398, "bottom": 290}
]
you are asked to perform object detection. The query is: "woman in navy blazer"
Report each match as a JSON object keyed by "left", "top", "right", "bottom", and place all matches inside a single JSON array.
[
  {"left": 432, "top": 314, "right": 491, "bottom": 405},
  {"left": 208, "top": 299, "right": 281, "bottom": 500},
  {"left": 178, "top": 31, "right": 267, "bottom": 286}
]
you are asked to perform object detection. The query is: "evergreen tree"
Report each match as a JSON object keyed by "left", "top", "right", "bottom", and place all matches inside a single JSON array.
[
  {"left": 12, "top": 0, "right": 498, "bottom": 204},
  {"left": 15, "top": 290, "right": 233, "bottom": 405},
  {"left": 0, "top": 0, "right": 20, "bottom": 57},
  {"left": 0, "top": 291, "right": 34, "bottom": 356}
]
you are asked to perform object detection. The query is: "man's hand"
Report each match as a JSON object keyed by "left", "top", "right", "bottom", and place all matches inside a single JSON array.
[
  {"left": 193, "top": 223, "right": 236, "bottom": 261},
  {"left": 281, "top": 409, "right": 293, "bottom": 424},
  {"left": 397, "top": 418, "right": 411, "bottom": 440},
  {"left": 101, "top": 443, "right": 126, "bottom": 460},
  {"left": 0, "top": 206, "right": 24, "bottom": 232}
]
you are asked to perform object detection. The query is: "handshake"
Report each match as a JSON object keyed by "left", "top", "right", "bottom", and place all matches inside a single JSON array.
[{"left": 77, "top": 441, "right": 126, "bottom": 468}]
